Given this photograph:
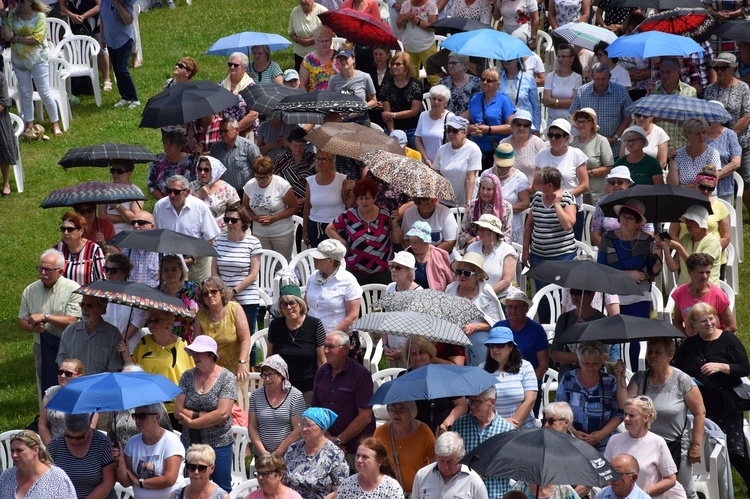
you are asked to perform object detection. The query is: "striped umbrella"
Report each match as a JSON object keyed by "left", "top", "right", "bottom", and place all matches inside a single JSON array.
[
  {"left": 552, "top": 22, "right": 617, "bottom": 51},
  {"left": 40, "top": 181, "right": 146, "bottom": 208}
]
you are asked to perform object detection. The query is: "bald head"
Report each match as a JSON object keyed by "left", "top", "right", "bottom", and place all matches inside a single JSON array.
[
  {"left": 133, "top": 211, "right": 155, "bottom": 230},
  {"left": 612, "top": 454, "right": 639, "bottom": 474}
]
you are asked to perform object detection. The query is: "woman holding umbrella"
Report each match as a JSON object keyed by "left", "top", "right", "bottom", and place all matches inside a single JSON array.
[
  {"left": 55, "top": 212, "right": 105, "bottom": 286},
  {"left": 157, "top": 254, "right": 199, "bottom": 342},
  {"left": 300, "top": 26, "right": 340, "bottom": 92},
  {"left": 39, "top": 358, "right": 86, "bottom": 445},
  {"left": 0, "top": 430, "right": 76, "bottom": 498},
  {"left": 249, "top": 45, "right": 284, "bottom": 85},
  {"left": 99, "top": 160, "right": 145, "bottom": 233},
  {"left": 328, "top": 48, "right": 378, "bottom": 126},
  {"left": 499, "top": 59, "right": 541, "bottom": 133},
  {"left": 666, "top": 118, "right": 721, "bottom": 188},
  {"left": 189, "top": 156, "right": 240, "bottom": 235}
]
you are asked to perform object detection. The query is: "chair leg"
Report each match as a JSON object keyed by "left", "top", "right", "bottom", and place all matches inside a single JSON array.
[
  {"left": 91, "top": 59, "right": 101, "bottom": 107},
  {"left": 13, "top": 153, "right": 24, "bottom": 193}
]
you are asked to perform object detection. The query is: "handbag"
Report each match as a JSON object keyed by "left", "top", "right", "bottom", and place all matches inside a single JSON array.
[{"left": 726, "top": 380, "right": 750, "bottom": 412}]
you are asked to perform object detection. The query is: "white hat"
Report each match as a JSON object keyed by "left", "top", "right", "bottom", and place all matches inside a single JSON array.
[
  {"left": 471, "top": 213, "right": 504, "bottom": 237},
  {"left": 681, "top": 205, "right": 710, "bottom": 229},
  {"left": 501, "top": 286, "right": 532, "bottom": 307},
  {"left": 548, "top": 118, "right": 571, "bottom": 136},
  {"left": 606, "top": 166, "right": 634, "bottom": 184},
  {"left": 311, "top": 239, "right": 347, "bottom": 261},
  {"left": 389, "top": 251, "right": 416, "bottom": 269},
  {"left": 283, "top": 69, "right": 299, "bottom": 81},
  {"left": 622, "top": 125, "right": 648, "bottom": 141}
]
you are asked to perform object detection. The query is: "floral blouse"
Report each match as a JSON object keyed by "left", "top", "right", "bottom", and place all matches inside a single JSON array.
[
  {"left": 159, "top": 280, "right": 199, "bottom": 342},
  {"left": 188, "top": 180, "right": 240, "bottom": 233},
  {"left": 147, "top": 153, "right": 198, "bottom": 195},
  {"left": 439, "top": 75, "right": 482, "bottom": 115},
  {"left": 553, "top": 0, "right": 583, "bottom": 26},
  {"left": 458, "top": 199, "right": 513, "bottom": 249},
  {"left": 7, "top": 11, "right": 48, "bottom": 70},
  {"left": 302, "top": 53, "right": 341, "bottom": 92},
  {"left": 284, "top": 439, "right": 349, "bottom": 499}
]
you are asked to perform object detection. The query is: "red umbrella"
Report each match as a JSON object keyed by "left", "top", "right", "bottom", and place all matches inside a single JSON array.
[
  {"left": 318, "top": 8, "right": 400, "bottom": 49},
  {"left": 633, "top": 8, "right": 717, "bottom": 43}
]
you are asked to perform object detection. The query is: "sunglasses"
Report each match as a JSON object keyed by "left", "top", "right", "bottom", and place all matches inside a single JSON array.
[
  {"left": 58, "top": 369, "right": 77, "bottom": 377},
  {"left": 697, "top": 184, "right": 714, "bottom": 191},
  {"left": 391, "top": 62, "right": 404, "bottom": 67},
  {"left": 75, "top": 207, "right": 95, "bottom": 214},
  {"left": 165, "top": 188, "right": 187, "bottom": 196},
  {"left": 204, "top": 289, "right": 220, "bottom": 295},
  {"left": 607, "top": 179, "right": 628, "bottom": 186},
  {"left": 223, "top": 216, "right": 240, "bottom": 224},
  {"left": 175, "top": 62, "right": 188, "bottom": 70},
  {"left": 634, "top": 113, "right": 646, "bottom": 119},
  {"left": 260, "top": 371, "right": 279, "bottom": 379},
  {"left": 227, "top": 62, "right": 241, "bottom": 68},
  {"left": 481, "top": 78, "right": 498, "bottom": 83},
  {"left": 130, "top": 219, "right": 152, "bottom": 226},
  {"left": 279, "top": 300, "right": 299, "bottom": 309},
  {"left": 543, "top": 417, "right": 565, "bottom": 425},
  {"left": 547, "top": 132, "right": 567, "bottom": 140},
  {"left": 714, "top": 65, "right": 732, "bottom": 72},
  {"left": 445, "top": 127, "right": 462, "bottom": 134},
  {"left": 103, "top": 266, "right": 123, "bottom": 274},
  {"left": 513, "top": 121, "right": 531, "bottom": 128},
  {"left": 454, "top": 269, "right": 477, "bottom": 278},
  {"left": 186, "top": 463, "right": 209, "bottom": 473},
  {"left": 389, "top": 264, "right": 404, "bottom": 271},
  {"left": 109, "top": 168, "right": 127, "bottom": 175},
  {"left": 488, "top": 342, "right": 513, "bottom": 349},
  {"left": 65, "top": 433, "right": 88, "bottom": 440},
  {"left": 466, "top": 397, "right": 491, "bottom": 406},
  {"left": 131, "top": 412, "right": 157, "bottom": 421},
  {"left": 622, "top": 138, "right": 642, "bottom": 144},
  {"left": 197, "top": 167, "right": 211, "bottom": 173},
  {"left": 60, "top": 226, "right": 78, "bottom": 233}
]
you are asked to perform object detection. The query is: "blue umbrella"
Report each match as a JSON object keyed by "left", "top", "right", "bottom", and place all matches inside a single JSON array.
[
  {"left": 206, "top": 32, "right": 292, "bottom": 55},
  {"left": 605, "top": 31, "right": 702, "bottom": 58},
  {"left": 46, "top": 372, "right": 182, "bottom": 414},
  {"left": 438, "top": 29, "right": 533, "bottom": 61},
  {"left": 630, "top": 94, "right": 732, "bottom": 123},
  {"left": 369, "top": 365, "right": 498, "bottom": 405}
]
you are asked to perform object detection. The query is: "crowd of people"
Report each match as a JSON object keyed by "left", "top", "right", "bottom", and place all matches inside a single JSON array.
[{"left": 4, "top": 0, "right": 750, "bottom": 497}]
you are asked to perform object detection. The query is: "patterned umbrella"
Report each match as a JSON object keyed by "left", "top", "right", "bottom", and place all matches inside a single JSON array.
[
  {"left": 360, "top": 150, "right": 456, "bottom": 201},
  {"left": 106, "top": 229, "right": 219, "bottom": 257},
  {"left": 274, "top": 91, "right": 370, "bottom": 114},
  {"left": 552, "top": 22, "right": 617, "bottom": 51},
  {"left": 305, "top": 123, "right": 404, "bottom": 159},
  {"left": 352, "top": 311, "right": 470, "bottom": 346},
  {"left": 74, "top": 280, "right": 193, "bottom": 318},
  {"left": 629, "top": 94, "right": 732, "bottom": 123},
  {"left": 633, "top": 8, "right": 717, "bottom": 43},
  {"left": 40, "top": 181, "right": 146, "bottom": 208},
  {"left": 318, "top": 9, "right": 400, "bottom": 49},
  {"left": 374, "top": 289, "right": 484, "bottom": 326},
  {"left": 206, "top": 31, "right": 292, "bottom": 55},
  {"left": 59, "top": 143, "right": 157, "bottom": 168},
  {"left": 239, "top": 84, "right": 304, "bottom": 116},
  {"left": 275, "top": 110, "right": 326, "bottom": 125},
  {"left": 610, "top": 0, "right": 703, "bottom": 9}
]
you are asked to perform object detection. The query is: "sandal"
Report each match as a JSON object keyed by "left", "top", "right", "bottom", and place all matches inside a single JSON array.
[
  {"left": 103, "top": 81, "right": 113, "bottom": 91},
  {"left": 54, "top": 129, "right": 63, "bottom": 137}
]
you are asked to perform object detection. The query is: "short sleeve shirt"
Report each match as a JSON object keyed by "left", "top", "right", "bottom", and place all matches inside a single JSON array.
[
  {"left": 242, "top": 176, "right": 294, "bottom": 237},
  {"left": 332, "top": 207, "right": 394, "bottom": 274},
  {"left": 401, "top": 203, "right": 459, "bottom": 245},
  {"left": 178, "top": 368, "right": 237, "bottom": 447}
]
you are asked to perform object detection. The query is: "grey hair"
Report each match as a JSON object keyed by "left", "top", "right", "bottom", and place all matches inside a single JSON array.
[
  {"left": 41, "top": 248, "right": 65, "bottom": 269},
  {"left": 683, "top": 117, "right": 708, "bottom": 136},
  {"left": 429, "top": 84, "right": 451, "bottom": 102},
  {"left": 591, "top": 62, "right": 611, "bottom": 76},
  {"left": 544, "top": 401, "right": 574, "bottom": 423},
  {"left": 448, "top": 52, "right": 469, "bottom": 65},
  {"left": 167, "top": 175, "right": 190, "bottom": 190},
  {"left": 328, "top": 330, "right": 350, "bottom": 347},
  {"left": 229, "top": 52, "right": 249, "bottom": 68},
  {"left": 435, "top": 431, "right": 466, "bottom": 459},
  {"left": 577, "top": 342, "right": 607, "bottom": 363},
  {"left": 123, "top": 364, "right": 144, "bottom": 373},
  {"left": 220, "top": 117, "right": 239, "bottom": 130},
  {"left": 481, "top": 386, "right": 496, "bottom": 400},
  {"left": 313, "top": 25, "right": 334, "bottom": 40},
  {"left": 388, "top": 400, "right": 418, "bottom": 419},
  {"left": 64, "top": 413, "right": 92, "bottom": 433}
]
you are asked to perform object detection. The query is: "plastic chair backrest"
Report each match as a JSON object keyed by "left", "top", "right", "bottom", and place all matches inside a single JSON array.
[{"left": 258, "top": 250, "right": 288, "bottom": 299}]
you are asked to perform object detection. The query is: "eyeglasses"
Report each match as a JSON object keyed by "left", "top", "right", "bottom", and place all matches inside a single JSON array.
[
  {"left": 109, "top": 168, "right": 127, "bottom": 175},
  {"left": 480, "top": 78, "right": 498, "bottom": 83},
  {"left": 58, "top": 369, "right": 76, "bottom": 377},
  {"left": 623, "top": 138, "right": 642, "bottom": 144},
  {"left": 146, "top": 318, "right": 164, "bottom": 324},
  {"left": 391, "top": 62, "right": 404, "bottom": 67},
  {"left": 197, "top": 167, "right": 211, "bottom": 173},
  {"left": 697, "top": 184, "right": 714, "bottom": 192},
  {"left": 60, "top": 226, "right": 78, "bottom": 233},
  {"left": 279, "top": 300, "right": 299, "bottom": 309},
  {"left": 37, "top": 266, "right": 61, "bottom": 273},
  {"left": 227, "top": 62, "right": 241, "bottom": 68},
  {"left": 254, "top": 470, "right": 277, "bottom": 479},
  {"left": 131, "top": 412, "right": 157, "bottom": 421},
  {"left": 557, "top": 54, "right": 572, "bottom": 59},
  {"left": 80, "top": 302, "right": 100, "bottom": 309},
  {"left": 542, "top": 417, "right": 565, "bottom": 425},
  {"left": 547, "top": 132, "right": 567, "bottom": 140},
  {"left": 388, "top": 406, "right": 408, "bottom": 414},
  {"left": 103, "top": 266, "right": 123, "bottom": 274},
  {"left": 75, "top": 207, "right": 95, "bottom": 215},
  {"left": 575, "top": 119, "right": 592, "bottom": 125},
  {"left": 223, "top": 216, "right": 240, "bottom": 224},
  {"left": 447, "top": 61, "right": 462, "bottom": 66},
  {"left": 186, "top": 463, "right": 209, "bottom": 473},
  {"left": 165, "top": 187, "right": 187, "bottom": 196},
  {"left": 389, "top": 265, "right": 404, "bottom": 271},
  {"left": 130, "top": 219, "right": 153, "bottom": 227},
  {"left": 488, "top": 342, "right": 513, "bottom": 350},
  {"left": 64, "top": 433, "right": 88, "bottom": 440},
  {"left": 317, "top": 156, "right": 333, "bottom": 163},
  {"left": 204, "top": 289, "right": 220, "bottom": 295},
  {"left": 513, "top": 121, "right": 531, "bottom": 128},
  {"left": 607, "top": 179, "right": 628, "bottom": 186},
  {"left": 714, "top": 65, "right": 732, "bottom": 72},
  {"left": 466, "top": 397, "right": 491, "bottom": 406},
  {"left": 323, "top": 344, "right": 344, "bottom": 350},
  {"left": 454, "top": 269, "right": 477, "bottom": 278},
  {"left": 175, "top": 62, "right": 188, "bottom": 70},
  {"left": 260, "top": 371, "right": 279, "bottom": 379}
]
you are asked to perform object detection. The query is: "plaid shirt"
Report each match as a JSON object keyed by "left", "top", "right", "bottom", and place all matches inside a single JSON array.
[
  {"left": 570, "top": 81, "right": 633, "bottom": 155},
  {"left": 453, "top": 412, "right": 516, "bottom": 498},
  {"left": 652, "top": 81, "right": 697, "bottom": 150}
]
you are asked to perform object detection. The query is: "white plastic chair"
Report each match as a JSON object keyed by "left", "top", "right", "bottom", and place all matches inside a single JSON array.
[
  {"left": 231, "top": 426, "right": 251, "bottom": 487},
  {"left": 540, "top": 368, "right": 558, "bottom": 416},
  {"left": 113, "top": 483, "right": 134, "bottom": 499},
  {"left": 0, "top": 430, "right": 21, "bottom": 472},
  {"left": 536, "top": 30, "right": 556, "bottom": 74},
  {"left": 370, "top": 338, "right": 384, "bottom": 373},
  {"left": 288, "top": 248, "right": 319, "bottom": 289},
  {"left": 448, "top": 206, "right": 467, "bottom": 232},
  {"left": 46, "top": 17, "right": 72, "bottom": 49},
  {"left": 574, "top": 240, "right": 596, "bottom": 259},
  {"left": 725, "top": 242, "right": 739, "bottom": 296},
  {"left": 511, "top": 242, "right": 527, "bottom": 292},
  {"left": 359, "top": 331, "right": 375, "bottom": 373},
  {"left": 526, "top": 283, "right": 564, "bottom": 328},
  {"left": 693, "top": 431, "right": 723, "bottom": 499},
  {"left": 4, "top": 51, "right": 21, "bottom": 114},
  {"left": 331, "top": 37, "right": 348, "bottom": 51},
  {"left": 54, "top": 35, "right": 102, "bottom": 107},
  {"left": 230, "top": 479, "right": 260, "bottom": 498},
  {"left": 249, "top": 328, "right": 269, "bottom": 363},
  {"left": 258, "top": 250, "right": 288, "bottom": 299},
  {"left": 369, "top": 121, "right": 384, "bottom": 133},
  {"left": 649, "top": 283, "right": 664, "bottom": 321},
  {"left": 132, "top": 3, "right": 143, "bottom": 67},
  {"left": 580, "top": 203, "right": 596, "bottom": 250},
  {"left": 371, "top": 367, "right": 406, "bottom": 424},
  {"left": 34, "top": 56, "right": 72, "bottom": 131},
  {"left": 378, "top": 0, "right": 390, "bottom": 24},
  {"left": 9, "top": 113, "right": 24, "bottom": 193},
  {"left": 733, "top": 171, "right": 744, "bottom": 262},
  {"left": 360, "top": 283, "right": 387, "bottom": 317},
  {"left": 717, "top": 198, "right": 738, "bottom": 290},
  {"left": 291, "top": 214, "right": 307, "bottom": 258},
  {"left": 421, "top": 91, "right": 431, "bottom": 111},
  {"left": 717, "top": 280, "right": 736, "bottom": 313},
  {"left": 663, "top": 291, "right": 675, "bottom": 326},
  {"left": 236, "top": 372, "right": 264, "bottom": 414}
]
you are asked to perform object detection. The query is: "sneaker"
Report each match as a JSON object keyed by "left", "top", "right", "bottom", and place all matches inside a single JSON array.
[
  {"left": 167, "top": 0, "right": 175, "bottom": 7},
  {"left": 114, "top": 99, "right": 129, "bottom": 108},
  {"left": 128, "top": 100, "right": 141, "bottom": 109}
]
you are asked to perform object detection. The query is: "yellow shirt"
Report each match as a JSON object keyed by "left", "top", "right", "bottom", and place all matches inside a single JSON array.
[
  {"left": 196, "top": 301, "right": 246, "bottom": 371},
  {"left": 406, "top": 147, "right": 423, "bottom": 162},
  {"left": 132, "top": 335, "right": 194, "bottom": 412}
]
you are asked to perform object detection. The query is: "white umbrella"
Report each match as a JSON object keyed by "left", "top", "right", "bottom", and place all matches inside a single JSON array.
[{"left": 552, "top": 22, "right": 617, "bottom": 51}]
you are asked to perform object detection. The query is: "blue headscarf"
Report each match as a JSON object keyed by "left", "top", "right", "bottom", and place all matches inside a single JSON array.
[{"left": 302, "top": 407, "right": 338, "bottom": 431}]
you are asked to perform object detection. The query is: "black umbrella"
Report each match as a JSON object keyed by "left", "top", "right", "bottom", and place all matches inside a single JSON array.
[
  {"left": 274, "top": 91, "right": 370, "bottom": 115},
  {"left": 599, "top": 184, "right": 712, "bottom": 223},
  {"left": 106, "top": 229, "right": 219, "bottom": 257},
  {"left": 610, "top": 0, "right": 705, "bottom": 9},
  {"left": 59, "top": 143, "right": 157, "bottom": 168},
  {"left": 75, "top": 281, "right": 193, "bottom": 317},
  {"left": 714, "top": 20, "right": 750, "bottom": 43},
  {"left": 462, "top": 428, "right": 619, "bottom": 487},
  {"left": 239, "top": 84, "right": 304, "bottom": 116},
  {"left": 555, "top": 314, "right": 684, "bottom": 345},
  {"left": 139, "top": 80, "right": 239, "bottom": 129},
  {"left": 40, "top": 182, "right": 146, "bottom": 209},
  {"left": 525, "top": 260, "right": 643, "bottom": 296},
  {"left": 427, "top": 17, "right": 492, "bottom": 36}
]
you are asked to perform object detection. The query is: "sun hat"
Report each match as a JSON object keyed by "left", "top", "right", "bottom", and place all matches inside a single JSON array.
[
  {"left": 493, "top": 143, "right": 514, "bottom": 167},
  {"left": 680, "top": 205, "right": 709, "bottom": 229},
  {"left": 710, "top": 52, "right": 737, "bottom": 67},
  {"left": 548, "top": 118, "right": 572, "bottom": 136},
  {"left": 406, "top": 220, "right": 432, "bottom": 243},
  {"left": 570, "top": 107, "right": 599, "bottom": 132},
  {"left": 311, "top": 239, "right": 347, "bottom": 261},
  {"left": 484, "top": 326, "right": 516, "bottom": 346},
  {"left": 390, "top": 129, "right": 408, "bottom": 146},
  {"left": 511, "top": 109, "right": 533, "bottom": 126},
  {"left": 613, "top": 199, "right": 647, "bottom": 224},
  {"left": 500, "top": 286, "right": 533, "bottom": 307},
  {"left": 446, "top": 115, "right": 469, "bottom": 130},
  {"left": 283, "top": 69, "right": 299, "bottom": 81},
  {"left": 622, "top": 125, "right": 648, "bottom": 141},
  {"left": 186, "top": 335, "right": 219, "bottom": 360},
  {"left": 279, "top": 284, "right": 302, "bottom": 299},
  {"left": 606, "top": 165, "right": 634, "bottom": 184},
  {"left": 302, "top": 407, "right": 338, "bottom": 431},
  {"left": 389, "top": 251, "right": 416, "bottom": 269},
  {"left": 450, "top": 252, "right": 489, "bottom": 280},
  {"left": 471, "top": 213, "right": 504, "bottom": 237}
]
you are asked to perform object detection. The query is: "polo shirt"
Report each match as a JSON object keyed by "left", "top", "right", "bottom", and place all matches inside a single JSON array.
[
  {"left": 18, "top": 276, "right": 82, "bottom": 345},
  {"left": 56, "top": 319, "right": 124, "bottom": 374},
  {"left": 305, "top": 266, "right": 362, "bottom": 333},
  {"left": 311, "top": 356, "right": 375, "bottom": 455},
  {"left": 153, "top": 194, "right": 220, "bottom": 241},
  {"left": 411, "top": 463, "right": 489, "bottom": 499}
]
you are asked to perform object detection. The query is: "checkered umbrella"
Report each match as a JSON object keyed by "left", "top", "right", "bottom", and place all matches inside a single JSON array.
[
  {"left": 274, "top": 110, "right": 326, "bottom": 125},
  {"left": 629, "top": 94, "right": 732, "bottom": 123},
  {"left": 40, "top": 181, "right": 146, "bottom": 208},
  {"left": 352, "top": 311, "right": 470, "bottom": 346},
  {"left": 305, "top": 122, "right": 404, "bottom": 159},
  {"left": 59, "top": 143, "right": 157, "bottom": 168},
  {"left": 360, "top": 150, "right": 456, "bottom": 201},
  {"left": 239, "top": 84, "right": 304, "bottom": 116},
  {"left": 74, "top": 280, "right": 193, "bottom": 318},
  {"left": 374, "top": 289, "right": 484, "bottom": 326}
]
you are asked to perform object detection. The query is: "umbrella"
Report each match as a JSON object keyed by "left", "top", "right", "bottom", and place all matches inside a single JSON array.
[
  {"left": 633, "top": 8, "right": 717, "bottom": 43},
  {"left": 274, "top": 91, "right": 370, "bottom": 115},
  {"left": 374, "top": 289, "right": 485, "bottom": 326},
  {"left": 369, "top": 365, "right": 497, "bottom": 405},
  {"left": 45, "top": 372, "right": 182, "bottom": 414},
  {"left": 629, "top": 94, "right": 732, "bottom": 124},
  {"left": 352, "top": 311, "right": 471, "bottom": 346},
  {"left": 610, "top": 0, "right": 705, "bottom": 9},
  {"left": 40, "top": 181, "right": 146, "bottom": 209},
  {"left": 139, "top": 80, "right": 239, "bottom": 129},
  {"left": 239, "top": 84, "right": 304, "bottom": 116},
  {"left": 206, "top": 31, "right": 292, "bottom": 55},
  {"left": 555, "top": 314, "right": 684, "bottom": 345},
  {"left": 318, "top": 9, "right": 400, "bottom": 49},
  {"left": 599, "top": 184, "right": 713, "bottom": 222},
  {"left": 106, "top": 229, "right": 220, "bottom": 257},
  {"left": 525, "top": 260, "right": 643, "bottom": 296},
  {"left": 714, "top": 20, "right": 750, "bottom": 43},
  {"left": 552, "top": 22, "right": 618, "bottom": 51},
  {"left": 461, "top": 428, "right": 619, "bottom": 487},
  {"left": 59, "top": 143, "right": 157, "bottom": 168},
  {"left": 360, "top": 150, "right": 456, "bottom": 201},
  {"left": 275, "top": 110, "right": 327, "bottom": 125},
  {"left": 605, "top": 31, "right": 702, "bottom": 58},
  {"left": 427, "top": 17, "right": 492, "bottom": 36},
  {"left": 439, "top": 29, "right": 533, "bottom": 61},
  {"left": 305, "top": 122, "right": 404, "bottom": 159},
  {"left": 74, "top": 280, "right": 193, "bottom": 318}
]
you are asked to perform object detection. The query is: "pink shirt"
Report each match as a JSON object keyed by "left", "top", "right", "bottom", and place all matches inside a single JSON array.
[
  {"left": 246, "top": 488, "right": 303, "bottom": 499},
  {"left": 341, "top": 0, "right": 382, "bottom": 18},
  {"left": 671, "top": 283, "right": 729, "bottom": 331}
]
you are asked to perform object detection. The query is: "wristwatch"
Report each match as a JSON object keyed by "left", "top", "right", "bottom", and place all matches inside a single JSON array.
[
  {"left": 334, "top": 437, "right": 342, "bottom": 446},
  {"left": 238, "top": 359, "right": 247, "bottom": 364},
  {"left": 43, "top": 313, "right": 50, "bottom": 323},
  {"left": 139, "top": 478, "right": 144, "bottom": 488}
]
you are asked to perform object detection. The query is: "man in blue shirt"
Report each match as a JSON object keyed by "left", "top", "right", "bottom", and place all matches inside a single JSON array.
[{"left": 596, "top": 454, "right": 651, "bottom": 498}]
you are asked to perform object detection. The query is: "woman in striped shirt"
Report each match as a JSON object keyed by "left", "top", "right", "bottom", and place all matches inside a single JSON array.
[{"left": 54, "top": 212, "right": 105, "bottom": 286}]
